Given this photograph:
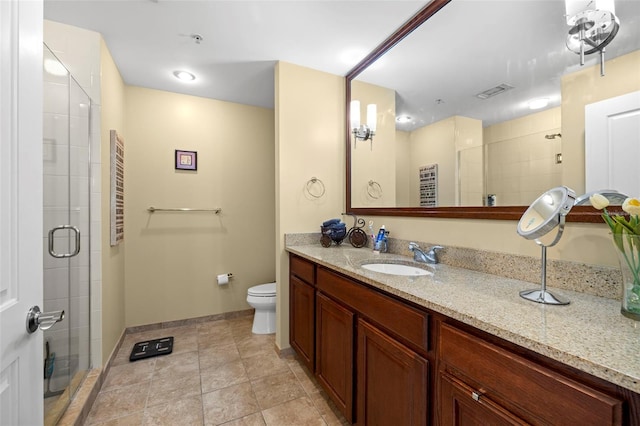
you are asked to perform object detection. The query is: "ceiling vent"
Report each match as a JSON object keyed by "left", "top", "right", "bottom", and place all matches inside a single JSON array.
[{"left": 475, "top": 83, "right": 514, "bottom": 100}]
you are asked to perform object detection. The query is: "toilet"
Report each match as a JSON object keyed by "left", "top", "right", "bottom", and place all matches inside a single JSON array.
[{"left": 246, "top": 282, "right": 277, "bottom": 334}]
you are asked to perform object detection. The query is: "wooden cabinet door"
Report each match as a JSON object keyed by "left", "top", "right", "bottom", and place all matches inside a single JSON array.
[
  {"left": 316, "top": 292, "right": 355, "bottom": 423},
  {"left": 440, "top": 372, "right": 530, "bottom": 426},
  {"left": 439, "top": 323, "right": 623, "bottom": 425},
  {"left": 357, "top": 318, "right": 428, "bottom": 426},
  {"left": 290, "top": 275, "right": 315, "bottom": 371}
]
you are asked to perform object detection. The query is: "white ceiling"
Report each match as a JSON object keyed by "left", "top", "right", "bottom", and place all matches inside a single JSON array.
[
  {"left": 43, "top": 0, "right": 640, "bottom": 129},
  {"left": 43, "top": 0, "right": 426, "bottom": 108},
  {"left": 355, "top": 0, "right": 640, "bottom": 130}
]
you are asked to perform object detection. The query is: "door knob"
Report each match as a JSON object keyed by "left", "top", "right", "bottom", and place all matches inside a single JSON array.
[{"left": 26, "top": 306, "right": 65, "bottom": 334}]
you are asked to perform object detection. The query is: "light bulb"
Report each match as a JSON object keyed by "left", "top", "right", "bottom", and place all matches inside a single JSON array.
[
  {"left": 366, "top": 104, "right": 377, "bottom": 132},
  {"left": 350, "top": 100, "right": 361, "bottom": 130}
]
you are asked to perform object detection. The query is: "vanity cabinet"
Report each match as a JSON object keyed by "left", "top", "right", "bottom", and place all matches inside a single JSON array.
[
  {"left": 288, "top": 253, "right": 639, "bottom": 425},
  {"left": 357, "top": 318, "right": 428, "bottom": 426},
  {"left": 315, "top": 265, "right": 430, "bottom": 424},
  {"left": 439, "top": 372, "right": 528, "bottom": 425},
  {"left": 316, "top": 292, "right": 355, "bottom": 422},
  {"left": 289, "top": 255, "right": 316, "bottom": 372},
  {"left": 438, "top": 323, "right": 624, "bottom": 426}
]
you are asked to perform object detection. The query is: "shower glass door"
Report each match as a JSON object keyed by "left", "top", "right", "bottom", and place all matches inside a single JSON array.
[{"left": 42, "top": 44, "right": 91, "bottom": 425}]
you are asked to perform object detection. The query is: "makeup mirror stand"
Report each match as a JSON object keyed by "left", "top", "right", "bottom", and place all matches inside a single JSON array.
[
  {"left": 520, "top": 217, "right": 570, "bottom": 305},
  {"left": 517, "top": 186, "right": 576, "bottom": 305}
]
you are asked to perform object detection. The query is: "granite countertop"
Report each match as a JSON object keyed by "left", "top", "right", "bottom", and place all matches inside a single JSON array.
[{"left": 286, "top": 243, "right": 640, "bottom": 394}]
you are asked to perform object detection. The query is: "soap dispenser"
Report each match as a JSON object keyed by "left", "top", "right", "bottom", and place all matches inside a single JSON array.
[{"left": 373, "top": 225, "right": 388, "bottom": 253}]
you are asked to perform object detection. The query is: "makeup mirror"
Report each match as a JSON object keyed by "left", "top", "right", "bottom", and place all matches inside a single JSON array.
[{"left": 517, "top": 186, "right": 576, "bottom": 305}]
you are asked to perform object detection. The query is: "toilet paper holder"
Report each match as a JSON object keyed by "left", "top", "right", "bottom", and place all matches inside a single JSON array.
[{"left": 217, "top": 273, "right": 233, "bottom": 285}]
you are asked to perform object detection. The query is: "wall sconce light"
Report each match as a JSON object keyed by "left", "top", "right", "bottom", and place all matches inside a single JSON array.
[
  {"left": 565, "top": 0, "right": 620, "bottom": 76},
  {"left": 350, "top": 100, "right": 377, "bottom": 149}
]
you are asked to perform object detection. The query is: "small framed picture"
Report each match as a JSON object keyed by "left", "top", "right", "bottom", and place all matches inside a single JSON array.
[{"left": 175, "top": 150, "right": 197, "bottom": 171}]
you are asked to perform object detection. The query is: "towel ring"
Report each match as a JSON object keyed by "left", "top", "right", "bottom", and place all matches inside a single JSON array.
[
  {"left": 367, "top": 180, "right": 383, "bottom": 199},
  {"left": 306, "top": 177, "right": 326, "bottom": 198}
]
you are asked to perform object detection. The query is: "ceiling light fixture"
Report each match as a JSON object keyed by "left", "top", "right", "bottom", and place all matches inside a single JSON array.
[
  {"left": 396, "top": 115, "right": 412, "bottom": 124},
  {"left": 173, "top": 70, "right": 196, "bottom": 81},
  {"left": 528, "top": 98, "right": 549, "bottom": 110}
]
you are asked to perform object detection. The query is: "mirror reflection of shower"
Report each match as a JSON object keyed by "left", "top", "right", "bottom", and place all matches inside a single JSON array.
[{"left": 43, "top": 44, "right": 92, "bottom": 426}]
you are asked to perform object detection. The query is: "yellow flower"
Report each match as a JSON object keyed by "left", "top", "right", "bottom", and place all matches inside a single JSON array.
[
  {"left": 623, "top": 198, "right": 640, "bottom": 216},
  {"left": 589, "top": 193, "right": 610, "bottom": 210}
]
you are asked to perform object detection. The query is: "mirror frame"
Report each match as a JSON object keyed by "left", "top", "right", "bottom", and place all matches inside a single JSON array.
[{"left": 345, "top": 0, "right": 604, "bottom": 223}]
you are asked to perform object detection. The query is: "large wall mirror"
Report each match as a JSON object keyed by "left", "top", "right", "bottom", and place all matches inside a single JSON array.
[{"left": 346, "top": 0, "right": 640, "bottom": 222}]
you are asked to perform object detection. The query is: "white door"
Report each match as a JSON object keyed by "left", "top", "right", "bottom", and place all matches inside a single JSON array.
[
  {"left": 585, "top": 90, "right": 640, "bottom": 196},
  {"left": 0, "top": 0, "right": 44, "bottom": 425}
]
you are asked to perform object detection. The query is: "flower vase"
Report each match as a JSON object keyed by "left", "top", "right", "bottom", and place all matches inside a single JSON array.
[{"left": 613, "top": 234, "right": 640, "bottom": 321}]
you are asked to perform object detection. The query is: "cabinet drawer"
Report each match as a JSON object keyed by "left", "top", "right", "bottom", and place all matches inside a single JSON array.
[
  {"left": 317, "top": 267, "right": 428, "bottom": 351},
  {"left": 439, "top": 323, "right": 623, "bottom": 425},
  {"left": 290, "top": 255, "right": 315, "bottom": 284}
]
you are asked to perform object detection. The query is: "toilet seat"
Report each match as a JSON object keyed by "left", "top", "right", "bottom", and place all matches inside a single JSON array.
[{"left": 248, "top": 282, "right": 276, "bottom": 297}]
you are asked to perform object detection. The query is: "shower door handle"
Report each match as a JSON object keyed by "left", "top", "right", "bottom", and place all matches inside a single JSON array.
[
  {"left": 48, "top": 225, "right": 81, "bottom": 258},
  {"left": 26, "top": 306, "right": 65, "bottom": 334}
]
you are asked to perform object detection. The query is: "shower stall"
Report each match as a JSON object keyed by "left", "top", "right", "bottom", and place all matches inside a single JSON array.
[{"left": 42, "top": 44, "right": 92, "bottom": 425}]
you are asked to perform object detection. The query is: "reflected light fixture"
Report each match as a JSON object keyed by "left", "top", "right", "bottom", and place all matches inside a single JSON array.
[
  {"left": 350, "top": 100, "right": 377, "bottom": 150},
  {"left": 565, "top": 0, "right": 620, "bottom": 76},
  {"left": 44, "top": 59, "right": 68, "bottom": 77},
  {"left": 396, "top": 115, "right": 412, "bottom": 124},
  {"left": 173, "top": 70, "right": 196, "bottom": 81},
  {"left": 528, "top": 98, "right": 549, "bottom": 110}
]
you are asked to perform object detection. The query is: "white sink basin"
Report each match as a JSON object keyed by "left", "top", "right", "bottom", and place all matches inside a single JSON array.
[{"left": 361, "top": 263, "right": 432, "bottom": 276}]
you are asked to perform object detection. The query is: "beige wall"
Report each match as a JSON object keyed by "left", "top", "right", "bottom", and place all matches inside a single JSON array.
[
  {"left": 563, "top": 50, "right": 640, "bottom": 195},
  {"left": 350, "top": 80, "right": 396, "bottom": 207},
  {"left": 273, "top": 59, "right": 629, "bottom": 351},
  {"left": 409, "top": 118, "right": 455, "bottom": 206},
  {"left": 485, "top": 107, "right": 562, "bottom": 206},
  {"left": 275, "top": 62, "right": 345, "bottom": 350},
  {"left": 409, "top": 116, "right": 482, "bottom": 206},
  {"left": 458, "top": 145, "right": 483, "bottom": 206},
  {"left": 396, "top": 130, "right": 411, "bottom": 206},
  {"left": 100, "top": 39, "right": 126, "bottom": 364},
  {"left": 123, "top": 87, "right": 275, "bottom": 327}
]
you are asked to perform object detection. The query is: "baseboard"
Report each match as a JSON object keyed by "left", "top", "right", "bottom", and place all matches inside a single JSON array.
[{"left": 125, "top": 309, "right": 255, "bottom": 334}]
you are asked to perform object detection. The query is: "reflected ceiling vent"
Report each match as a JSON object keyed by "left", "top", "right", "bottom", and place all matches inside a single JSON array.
[{"left": 475, "top": 83, "right": 515, "bottom": 100}]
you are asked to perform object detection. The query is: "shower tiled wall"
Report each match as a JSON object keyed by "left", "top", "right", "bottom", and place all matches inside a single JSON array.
[{"left": 485, "top": 107, "right": 562, "bottom": 206}]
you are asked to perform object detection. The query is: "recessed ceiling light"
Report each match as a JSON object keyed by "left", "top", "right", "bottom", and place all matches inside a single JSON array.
[
  {"left": 396, "top": 115, "right": 412, "bottom": 123},
  {"left": 173, "top": 70, "right": 196, "bottom": 81},
  {"left": 528, "top": 98, "right": 549, "bottom": 110}
]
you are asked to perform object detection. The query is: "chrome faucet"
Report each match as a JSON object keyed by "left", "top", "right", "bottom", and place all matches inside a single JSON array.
[{"left": 408, "top": 242, "right": 443, "bottom": 264}]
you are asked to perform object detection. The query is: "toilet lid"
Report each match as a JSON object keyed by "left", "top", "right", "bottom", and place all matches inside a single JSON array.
[{"left": 248, "top": 282, "right": 276, "bottom": 296}]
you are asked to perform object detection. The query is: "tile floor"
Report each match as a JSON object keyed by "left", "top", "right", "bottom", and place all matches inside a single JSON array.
[{"left": 86, "top": 315, "right": 348, "bottom": 425}]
